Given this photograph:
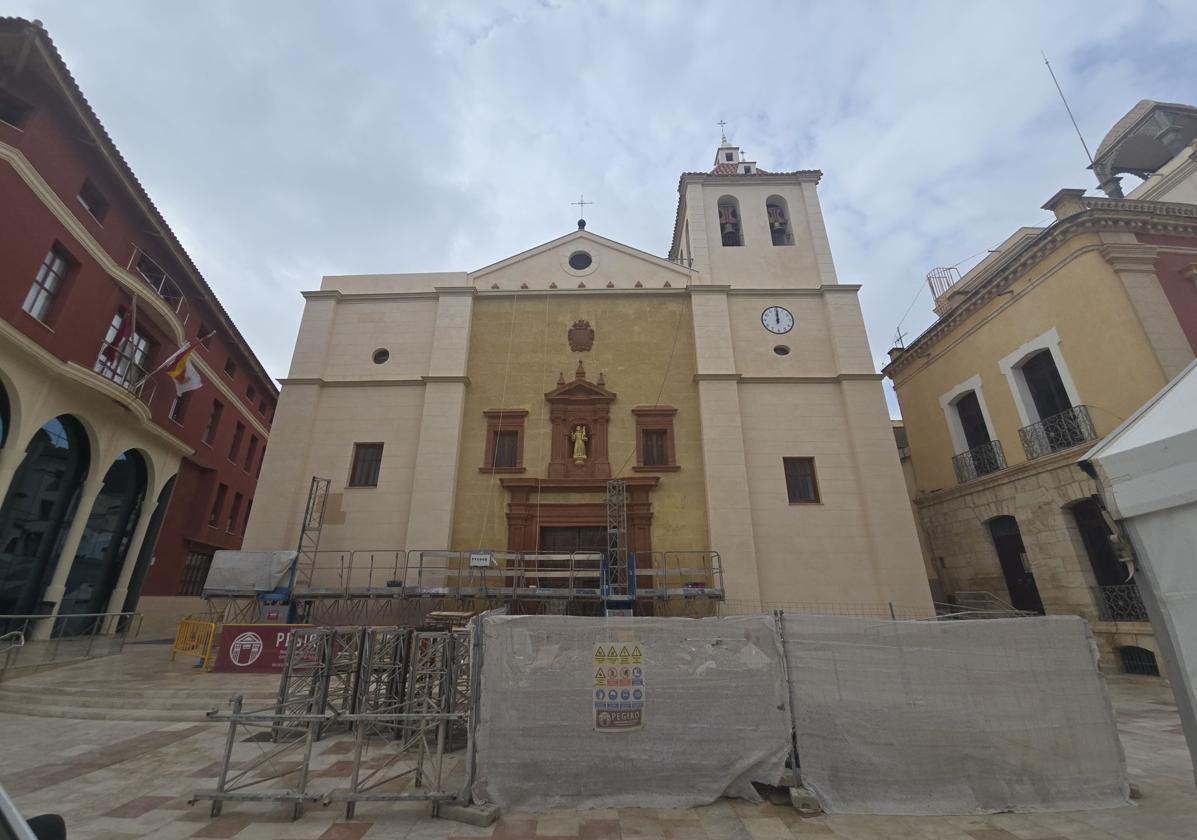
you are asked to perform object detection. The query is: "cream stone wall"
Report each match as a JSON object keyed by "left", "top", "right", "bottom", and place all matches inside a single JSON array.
[
  {"left": 892, "top": 236, "right": 1172, "bottom": 495},
  {"left": 449, "top": 292, "right": 709, "bottom": 554},
  {"left": 0, "top": 323, "right": 186, "bottom": 623},
  {"left": 696, "top": 178, "right": 836, "bottom": 289}
]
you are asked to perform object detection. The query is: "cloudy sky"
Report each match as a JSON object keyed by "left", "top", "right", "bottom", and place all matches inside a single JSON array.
[{"left": 12, "top": 1, "right": 1197, "bottom": 413}]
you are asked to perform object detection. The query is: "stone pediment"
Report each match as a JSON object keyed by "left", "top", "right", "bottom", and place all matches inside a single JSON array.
[
  {"left": 470, "top": 229, "right": 692, "bottom": 291},
  {"left": 545, "top": 362, "right": 615, "bottom": 403}
]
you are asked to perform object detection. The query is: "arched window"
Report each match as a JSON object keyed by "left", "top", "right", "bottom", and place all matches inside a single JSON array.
[
  {"left": 766, "top": 195, "right": 793, "bottom": 246},
  {"left": 0, "top": 379, "right": 9, "bottom": 449},
  {"left": 59, "top": 449, "right": 148, "bottom": 634},
  {"left": 717, "top": 196, "right": 743, "bottom": 247},
  {"left": 0, "top": 415, "right": 90, "bottom": 622}
]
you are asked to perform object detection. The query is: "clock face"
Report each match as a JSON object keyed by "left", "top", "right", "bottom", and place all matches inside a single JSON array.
[{"left": 761, "top": 306, "right": 794, "bottom": 335}]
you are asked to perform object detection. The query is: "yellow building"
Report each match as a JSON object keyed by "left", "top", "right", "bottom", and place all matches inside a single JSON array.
[
  {"left": 243, "top": 138, "right": 932, "bottom": 617},
  {"left": 885, "top": 170, "right": 1197, "bottom": 671}
]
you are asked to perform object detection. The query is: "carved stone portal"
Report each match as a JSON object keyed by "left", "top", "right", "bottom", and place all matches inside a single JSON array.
[
  {"left": 568, "top": 319, "right": 595, "bottom": 352},
  {"left": 544, "top": 361, "right": 613, "bottom": 479}
]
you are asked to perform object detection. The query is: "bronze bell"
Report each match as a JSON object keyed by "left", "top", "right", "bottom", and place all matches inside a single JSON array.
[{"left": 722, "top": 222, "right": 736, "bottom": 235}]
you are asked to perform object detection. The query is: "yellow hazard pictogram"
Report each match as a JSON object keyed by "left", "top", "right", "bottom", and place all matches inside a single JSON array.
[
  {"left": 608, "top": 646, "right": 618, "bottom": 659},
  {"left": 631, "top": 645, "right": 642, "bottom": 663},
  {"left": 594, "top": 646, "right": 606, "bottom": 664},
  {"left": 594, "top": 668, "right": 606, "bottom": 685}
]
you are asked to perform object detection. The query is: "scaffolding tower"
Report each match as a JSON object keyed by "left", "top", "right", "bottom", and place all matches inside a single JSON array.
[{"left": 605, "top": 479, "right": 634, "bottom": 615}]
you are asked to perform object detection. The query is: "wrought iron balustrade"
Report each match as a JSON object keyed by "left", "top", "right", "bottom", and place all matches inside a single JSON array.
[
  {"left": 127, "top": 245, "right": 190, "bottom": 323},
  {"left": 952, "top": 439, "right": 1007, "bottom": 483},
  {"left": 93, "top": 340, "right": 156, "bottom": 404},
  {"left": 1097, "top": 583, "right": 1149, "bottom": 622},
  {"left": 1018, "top": 405, "right": 1096, "bottom": 459}
]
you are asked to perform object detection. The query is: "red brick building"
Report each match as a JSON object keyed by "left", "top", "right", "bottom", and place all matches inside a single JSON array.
[{"left": 0, "top": 18, "right": 276, "bottom": 636}]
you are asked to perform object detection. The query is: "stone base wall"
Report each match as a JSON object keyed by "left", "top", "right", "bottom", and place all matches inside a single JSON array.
[{"left": 915, "top": 448, "right": 1158, "bottom": 675}]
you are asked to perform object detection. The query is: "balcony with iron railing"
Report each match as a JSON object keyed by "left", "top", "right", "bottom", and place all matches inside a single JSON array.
[
  {"left": 127, "top": 246, "right": 189, "bottom": 326},
  {"left": 1018, "top": 405, "right": 1097, "bottom": 460},
  {"left": 93, "top": 339, "right": 157, "bottom": 406},
  {"left": 1096, "top": 583, "right": 1150, "bottom": 622},
  {"left": 952, "top": 439, "right": 1007, "bottom": 484}
]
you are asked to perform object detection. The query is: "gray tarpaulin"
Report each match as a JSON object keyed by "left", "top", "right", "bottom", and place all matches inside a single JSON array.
[
  {"left": 203, "top": 550, "right": 297, "bottom": 594},
  {"left": 782, "top": 614, "right": 1130, "bottom": 814},
  {"left": 471, "top": 614, "right": 791, "bottom": 810}
]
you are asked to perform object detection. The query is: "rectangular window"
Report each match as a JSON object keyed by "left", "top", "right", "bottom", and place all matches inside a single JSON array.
[
  {"left": 22, "top": 247, "right": 72, "bottom": 323},
  {"left": 208, "top": 483, "right": 228, "bottom": 527},
  {"left": 258, "top": 399, "right": 267, "bottom": 416},
  {"left": 226, "top": 492, "right": 243, "bottom": 533},
  {"left": 94, "top": 310, "right": 152, "bottom": 388},
  {"left": 168, "top": 391, "right": 190, "bottom": 423},
  {"left": 244, "top": 435, "right": 258, "bottom": 471},
  {"left": 0, "top": 88, "right": 32, "bottom": 128},
  {"left": 203, "top": 400, "right": 223, "bottom": 445},
  {"left": 493, "top": 430, "right": 518, "bottom": 468},
  {"left": 177, "top": 551, "right": 214, "bottom": 596},
  {"left": 77, "top": 179, "right": 109, "bottom": 223},
  {"left": 255, "top": 446, "right": 265, "bottom": 479},
  {"left": 783, "top": 457, "right": 820, "bottom": 504},
  {"left": 348, "top": 442, "right": 384, "bottom": 487},
  {"left": 244, "top": 499, "right": 253, "bottom": 533},
  {"left": 642, "top": 429, "right": 668, "bottom": 466},
  {"left": 197, "top": 324, "right": 213, "bottom": 348},
  {"left": 246, "top": 382, "right": 256, "bottom": 400},
  {"left": 223, "top": 356, "right": 237, "bottom": 378},
  {"left": 228, "top": 422, "right": 245, "bottom": 462}
]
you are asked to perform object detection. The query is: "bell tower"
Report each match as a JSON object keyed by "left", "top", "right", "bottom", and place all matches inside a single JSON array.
[{"left": 669, "top": 136, "right": 838, "bottom": 289}]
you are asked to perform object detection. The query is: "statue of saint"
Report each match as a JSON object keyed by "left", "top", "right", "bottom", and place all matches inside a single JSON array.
[{"left": 570, "top": 425, "right": 589, "bottom": 465}]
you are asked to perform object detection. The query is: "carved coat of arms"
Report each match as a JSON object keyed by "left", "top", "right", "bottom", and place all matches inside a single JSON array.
[{"left": 568, "top": 319, "right": 594, "bottom": 352}]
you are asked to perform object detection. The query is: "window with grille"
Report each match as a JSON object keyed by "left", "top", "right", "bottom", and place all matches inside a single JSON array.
[
  {"left": 493, "top": 430, "right": 518, "bottom": 468},
  {"left": 178, "top": 551, "right": 214, "bottom": 596},
  {"left": 349, "top": 443, "right": 384, "bottom": 487},
  {"left": 642, "top": 429, "right": 668, "bottom": 466},
  {"left": 94, "top": 310, "right": 152, "bottom": 388},
  {"left": 783, "top": 457, "right": 820, "bottom": 503},
  {"left": 209, "top": 483, "right": 228, "bottom": 527},
  {"left": 22, "top": 246, "right": 72, "bottom": 322},
  {"left": 227, "top": 492, "right": 243, "bottom": 533},
  {"left": 203, "top": 400, "right": 223, "bottom": 445}
]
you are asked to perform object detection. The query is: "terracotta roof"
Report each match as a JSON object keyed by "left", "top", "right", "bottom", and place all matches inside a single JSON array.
[{"left": 0, "top": 17, "right": 278, "bottom": 396}]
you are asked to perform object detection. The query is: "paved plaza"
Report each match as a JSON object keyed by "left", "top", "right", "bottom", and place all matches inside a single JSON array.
[{"left": 0, "top": 645, "right": 1194, "bottom": 839}]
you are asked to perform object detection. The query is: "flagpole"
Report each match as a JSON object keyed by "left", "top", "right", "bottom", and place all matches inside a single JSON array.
[{"left": 131, "top": 328, "right": 216, "bottom": 389}]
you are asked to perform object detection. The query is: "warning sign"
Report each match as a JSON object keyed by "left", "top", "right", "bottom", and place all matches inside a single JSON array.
[{"left": 593, "top": 640, "right": 644, "bottom": 731}]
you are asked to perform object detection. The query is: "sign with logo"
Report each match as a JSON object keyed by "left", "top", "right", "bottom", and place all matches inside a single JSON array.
[
  {"left": 593, "top": 641, "right": 644, "bottom": 732},
  {"left": 211, "top": 623, "right": 311, "bottom": 673}
]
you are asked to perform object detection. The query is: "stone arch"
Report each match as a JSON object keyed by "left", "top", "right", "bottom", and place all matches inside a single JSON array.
[
  {"left": 717, "top": 195, "right": 743, "bottom": 247},
  {"left": 0, "top": 414, "right": 92, "bottom": 619},
  {"left": 0, "top": 367, "right": 16, "bottom": 451},
  {"left": 765, "top": 195, "right": 794, "bottom": 246},
  {"left": 58, "top": 448, "right": 149, "bottom": 632}
]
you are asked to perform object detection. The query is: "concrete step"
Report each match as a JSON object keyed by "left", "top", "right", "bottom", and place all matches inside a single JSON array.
[{"left": 0, "top": 698, "right": 222, "bottom": 722}]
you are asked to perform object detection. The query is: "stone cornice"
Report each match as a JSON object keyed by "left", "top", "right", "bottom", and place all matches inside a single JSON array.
[
  {"left": 913, "top": 445, "right": 1089, "bottom": 509},
  {"left": 693, "top": 372, "right": 881, "bottom": 383},
  {"left": 1100, "top": 243, "right": 1161, "bottom": 272},
  {"left": 278, "top": 377, "right": 426, "bottom": 388},
  {"left": 884, "top": 199, "right": 1197, "bottom": 376}
]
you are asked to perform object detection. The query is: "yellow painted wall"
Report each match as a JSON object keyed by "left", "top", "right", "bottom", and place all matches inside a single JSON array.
[
  {"left": 893, "top": 234, "right": 1169, "bottom": 494},
  {"left": 449, "top": 293, "right": 710, "bottom": 553}
]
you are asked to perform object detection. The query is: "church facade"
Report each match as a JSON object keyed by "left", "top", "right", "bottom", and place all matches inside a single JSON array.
[{"left": 244, "top": 139, "right": 932, "bottom": 613}]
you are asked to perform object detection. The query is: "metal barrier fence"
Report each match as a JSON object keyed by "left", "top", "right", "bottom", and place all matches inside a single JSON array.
[
  {"left": 0, "top": 612, "right": 141, "bottom": 674},
  {"left": 193, "top": 619, "right": 485, "bottom": 821},
  {"left": 170, "top": 616, "right": 218, "bottom": 669}
]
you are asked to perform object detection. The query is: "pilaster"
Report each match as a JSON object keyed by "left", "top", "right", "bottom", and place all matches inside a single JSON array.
[
  {"left": 102, "top": 490, "right": 160, "bottom": 623},
  {"left": 35, "top": 475, "right": 105, "bottom": 638}
]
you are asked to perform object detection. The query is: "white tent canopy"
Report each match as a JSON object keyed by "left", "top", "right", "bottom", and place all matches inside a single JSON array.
[{"left": 1082, "top": 356, "right": 1197, "bottom": 784}]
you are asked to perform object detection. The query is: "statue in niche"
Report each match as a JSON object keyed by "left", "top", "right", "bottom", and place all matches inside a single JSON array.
[{"left": 570, "top": 425, "right": 589, "bottom": 465}]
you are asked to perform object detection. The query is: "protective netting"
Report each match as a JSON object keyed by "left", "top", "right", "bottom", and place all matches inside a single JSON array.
[
  {"left": 469, "top": 613, "right": 1129, "bottom": 814},
  {"left": 471, "top": 614, "right": 791, "bottom": 809},
  {"left": 782, "top": 614, "right": 1130, "bottom": 814}
]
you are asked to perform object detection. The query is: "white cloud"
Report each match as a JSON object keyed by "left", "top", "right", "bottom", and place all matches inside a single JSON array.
[{"left": 11, "top": 0, "right": 1197, "bottom": 409}]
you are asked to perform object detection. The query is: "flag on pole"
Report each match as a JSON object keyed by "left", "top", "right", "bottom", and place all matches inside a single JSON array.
[
  {"left": 103, "top": 310, "right": 132, "bottom": 364},
  {"left": 163, "top": 343, "right": 202, "bottom": 396}
]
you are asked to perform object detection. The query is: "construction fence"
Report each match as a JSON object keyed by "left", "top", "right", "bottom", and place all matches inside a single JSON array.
[
  {"left": 192, "top": 611, "right": 1130, "bottom": 820},
  {"left": 471, "top": 613, "right": 1129, "bottom": 815}
]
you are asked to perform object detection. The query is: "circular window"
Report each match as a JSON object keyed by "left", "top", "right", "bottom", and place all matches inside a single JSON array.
[
  {"left": 372, "top": 348, "right": 390, "bottom": 365},
  {"left": 568, "top": 251, "right": 593, "bottom": 271},
  {"left": 773, "top": 345, "right": 791, "bottom": 356}
]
